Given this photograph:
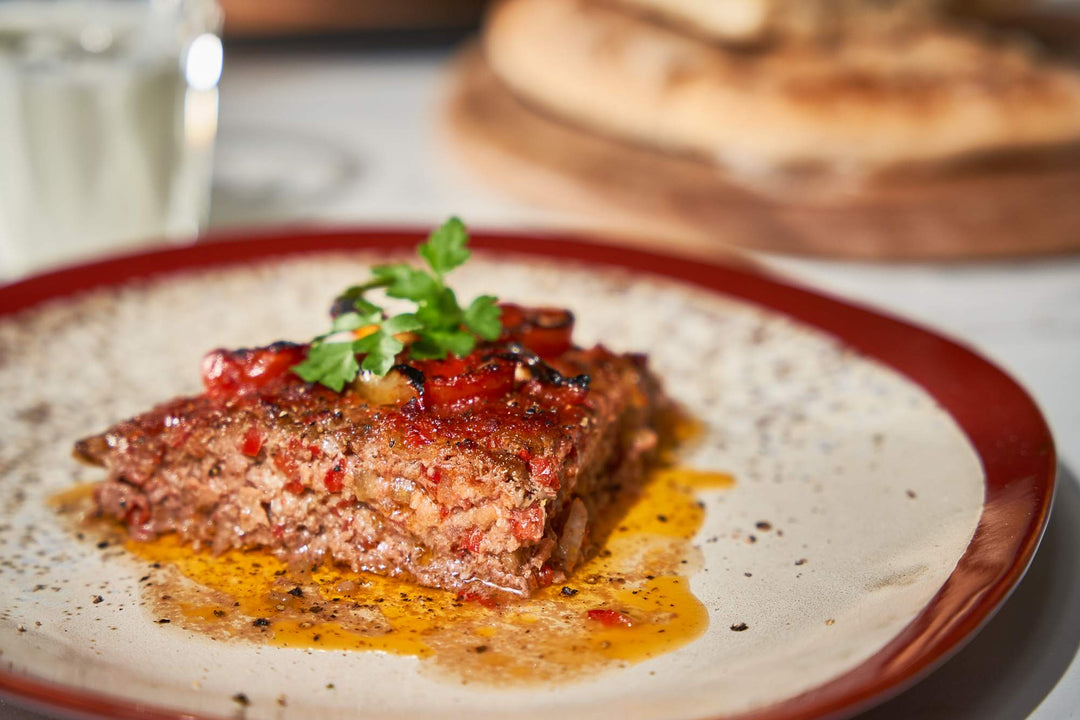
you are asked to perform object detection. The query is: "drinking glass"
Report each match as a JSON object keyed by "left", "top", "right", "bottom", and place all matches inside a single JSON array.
[{"left": 0, "top": 0, "right": 223, "bottom": 279}]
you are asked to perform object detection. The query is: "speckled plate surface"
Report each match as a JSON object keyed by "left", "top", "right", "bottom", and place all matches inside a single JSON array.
[{"left": 0, "top": 229, "right": 1055, "bottom": 720}]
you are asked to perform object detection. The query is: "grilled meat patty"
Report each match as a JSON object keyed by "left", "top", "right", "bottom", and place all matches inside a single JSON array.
[{"left": 74, "top": 306, "right": 667, "bottom": 596}]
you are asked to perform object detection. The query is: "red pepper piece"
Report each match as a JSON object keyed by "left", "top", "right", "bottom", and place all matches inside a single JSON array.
[
  {"left": 202, "top": 343, "right": 308, "bottom": 398},
  {"left": 122, "top": 499, "right": 151, "bottom": 528},
  {"left": 528, "top": 456, "right": 560, "bottom": 490},
  {"left": 456, "top": 591, "right": 498, "bottom": 609},
  {"left": 239, "top": 426, "right": 263, "bottom": 457},
  {"left": 499, "top": 304, "right": 574, "bottom": 358},
  {"left": 272, "top": 451, "right": 295, "bottom": 477},
  {"left": 498, "top": 304, "right": 527, "bottom": 331},
  {"left": 460, "top": 528, "right": 484, "bottom": 553},
  {"left": 509, "top": 504, "right": 544, "bottom": 542},
  {"left": 418, "top": 354, "right": 470, "bottom": 379},
  {"left": 323, "top": 462, "right": 345, "bottom": 493},
  {"left": 423, "top": 358, "right": 515, "bottom": 411}
]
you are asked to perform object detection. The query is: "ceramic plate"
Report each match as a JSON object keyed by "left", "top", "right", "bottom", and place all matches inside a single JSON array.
[{"left": 0, "top": 229, "right": 1055, "bottom": 720}]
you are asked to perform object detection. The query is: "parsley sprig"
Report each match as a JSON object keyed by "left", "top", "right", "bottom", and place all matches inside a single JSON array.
[{"left": 291, "top": 218, "right": 501, "bottom": 391}]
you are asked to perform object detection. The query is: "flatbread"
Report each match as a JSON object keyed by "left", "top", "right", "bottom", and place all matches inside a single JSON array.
[
  {"left": 608, "top": 0, "right": 1032, "bottom": 43},
  {"left": 484, "top": 0, "right": 1080, "bottom": 170},
  {"left": 443, "top": 46, "right": 1080, "bottom": 259},
  {"left": 607, "top": 0, "right": 936, "bottom": 43}
]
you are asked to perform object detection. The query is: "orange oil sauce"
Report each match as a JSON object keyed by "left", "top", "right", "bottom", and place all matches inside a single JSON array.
[{"left": 64, "top": 467, "right": 733, "bottom": 684}]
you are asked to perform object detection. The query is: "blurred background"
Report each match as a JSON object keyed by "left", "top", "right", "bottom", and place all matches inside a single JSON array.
[
  {"left": 1, "top": 1, "right": 1080, "bottom": 719},
  {"left": 217, "top": 0, "right": 1080, "bottom": 261},
  {"left": 1, "top": 0, "right": 1078, "bottom": 276}
]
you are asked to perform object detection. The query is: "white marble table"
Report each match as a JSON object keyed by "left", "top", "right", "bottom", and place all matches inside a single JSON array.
[{"left": 3, "top": 47, "right": 1078, "bottom": 720}]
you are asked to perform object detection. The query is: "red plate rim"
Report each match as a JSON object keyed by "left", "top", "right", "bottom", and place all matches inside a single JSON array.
[{"left": 0, "top": 227, "right": 1056, "bottom": 720}]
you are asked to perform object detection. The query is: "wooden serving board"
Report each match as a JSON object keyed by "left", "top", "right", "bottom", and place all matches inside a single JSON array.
[{"left": 442, "top": 45, "right": 1080, "bottom": 260}]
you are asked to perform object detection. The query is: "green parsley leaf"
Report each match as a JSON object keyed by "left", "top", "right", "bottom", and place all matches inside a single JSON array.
[
  {"left": 354, "top": 330, "right": 405, "bottom": 377},
  {"left": 418, "top": 217, "right": 470, "bottom": 279},
  {"left": 334, "top": 285, "right": 383, "bottom": 311},
  {"left": 406, "top": 337, "right": 448, "bottom": 361},
  {"left": 291, "top": 217, "right": 502, "bottom": 389},
  {"left": 292, "top": 342, "right": 360, "bottom": 393},
  {"left": 331, "top": 310, "right": 375, "bottom": 333},
  {"left": 415, "top": 287, "right": 462, "bottom": 330},
  {"left": 422, "top": 328, "right": 477, "bottom": 358},
  {"left": 351, "top": 297, "right": 382, "bottom": 317},
  {"left": 372, "top": 263, "right": 438, "bottom": 302},
  {"left": 463, "top": 295, "right": 501, "bottom": 340},
  {"left": 381, "top": 313, "right": 424, "bottom": 336}
]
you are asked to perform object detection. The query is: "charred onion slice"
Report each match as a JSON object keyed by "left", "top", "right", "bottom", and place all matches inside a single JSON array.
[
  {"left": 349, "top": 367, "right": 420, "bottom": 406},
  {"left": 555, "top": 498, "right": 589, "bottom": 570}
]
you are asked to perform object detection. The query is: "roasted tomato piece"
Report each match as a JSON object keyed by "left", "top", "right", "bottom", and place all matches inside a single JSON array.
[
  {"left": 202, "top": 343, "right": 308, "bottom": 397},
  {"left": 500, "top": 303, "right": 574, "bottom": 358},
  {"left": 422, "top": 356, "right": 515, "bottom": 411}
]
